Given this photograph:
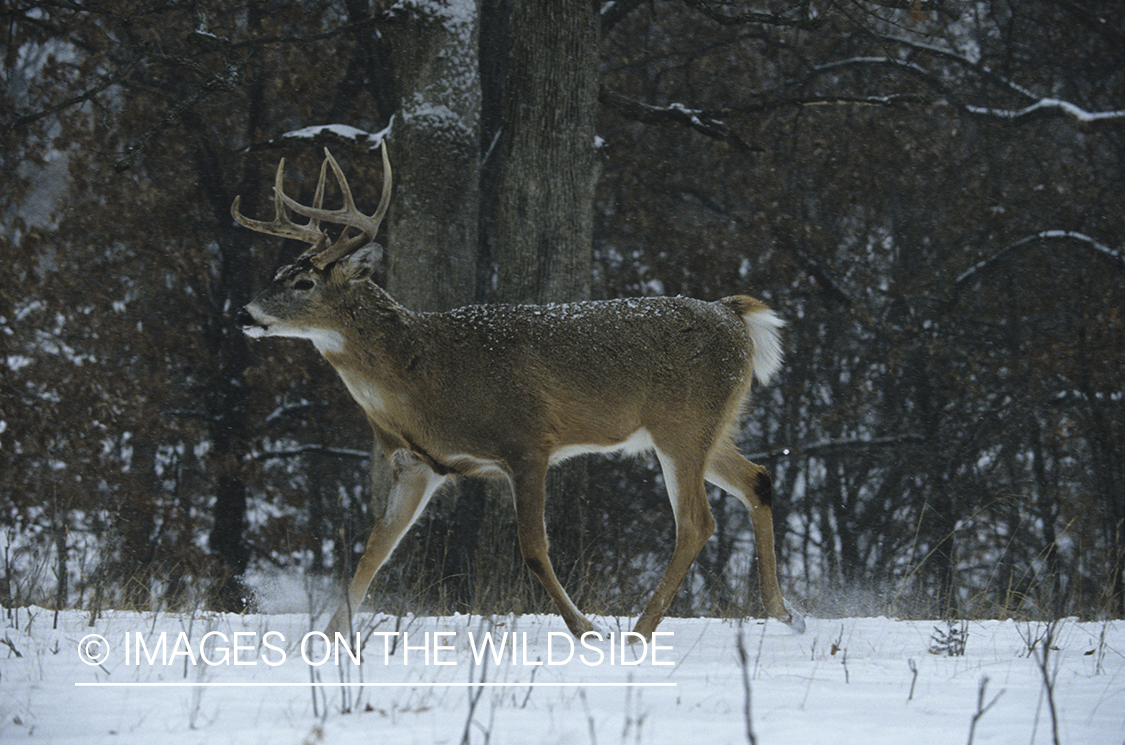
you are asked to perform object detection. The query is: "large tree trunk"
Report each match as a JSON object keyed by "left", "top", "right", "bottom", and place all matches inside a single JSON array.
[
  {"left": 383, "top": 0, "right": 482, "bottom": 606},
  {"left": 198, "top": 5, "right": 269, "bottom": 612},
  {"left": 202, "top": 153, "right": 258, "bottom": 613},
  {"left": 371, "top": 0, "right": 600, "bottom": 615},
  {"left": 491, "top": 0, "right": 600, "bottom": 604},
  {"left": 493, "top": 1, "right": 598, "bottom": 305},
  {"left": 386, "top": 3, "right": 481, "bottom": 311}
]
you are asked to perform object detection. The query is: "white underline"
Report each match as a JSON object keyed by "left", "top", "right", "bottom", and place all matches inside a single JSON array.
[{"left": 75, "top": 681, "right": 676, "bottom": 688}]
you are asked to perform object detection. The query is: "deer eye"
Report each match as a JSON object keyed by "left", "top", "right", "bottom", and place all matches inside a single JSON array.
[{"left": 293, "top": 278, "right": 315, "bottom": 291}]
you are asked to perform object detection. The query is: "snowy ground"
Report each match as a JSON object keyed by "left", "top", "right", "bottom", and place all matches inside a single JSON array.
[{"left": 1, "top": 607, "right": 1121, "bottom": 744}]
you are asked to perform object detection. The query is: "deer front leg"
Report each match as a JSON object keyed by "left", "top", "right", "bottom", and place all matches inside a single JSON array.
[
  {"left": 325, "top": 450, "right": 449, "bottom": 637},
  {"left": 508, "top": 459, "right": 594, "bottom": 638}
]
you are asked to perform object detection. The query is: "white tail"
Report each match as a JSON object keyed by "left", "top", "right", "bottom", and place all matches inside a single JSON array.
[
  {"left": 233, "top": 144, "right": 803, "bottom": 639},
  {"left": 745, "top": 307, "right": 786, "bottom": 385}
]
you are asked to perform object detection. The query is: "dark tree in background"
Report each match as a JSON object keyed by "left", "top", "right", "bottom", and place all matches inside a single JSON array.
[
  {"left": 487, "top": 0, "right": 601, "bottom": 612},
  {"left": 2, "top": 0, "right": 1123, "bottom": 621}
]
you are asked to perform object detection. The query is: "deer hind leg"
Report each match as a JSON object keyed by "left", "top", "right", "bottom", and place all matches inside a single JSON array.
[
  {"left": 325, "top": 450, "right": 449, "bottom": 637},
  {"left": 632, "top": 447, "right": 716, "bottom": 640},
  {"left": 706, "top": 440, "right": 804, "bottom": 632},
  {"left": 508, "top": 458, "right": 594, "bottom": 638}
]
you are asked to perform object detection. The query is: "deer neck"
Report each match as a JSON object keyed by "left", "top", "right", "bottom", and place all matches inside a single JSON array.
[{"left": 316, "top": 283, "right": 419, "bottom": 423}]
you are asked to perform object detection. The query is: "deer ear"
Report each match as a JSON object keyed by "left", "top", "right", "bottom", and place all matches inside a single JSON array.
[{"left": 340, "top": 243, "right": 383, "bottom": 281}]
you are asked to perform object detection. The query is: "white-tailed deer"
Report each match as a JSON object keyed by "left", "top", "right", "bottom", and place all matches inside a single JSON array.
[{"left": 233, "top": 143, "right": 803, "bottom": 639}]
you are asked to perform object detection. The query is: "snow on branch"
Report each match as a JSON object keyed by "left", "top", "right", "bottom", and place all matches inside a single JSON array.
[
  {"left": 955, "top": 231, "right": 1125, "bottom": 287},
  {"left": 254, "top": 444, "right": 372, "bottom": 461},
  {"left": 814, "top": 56, "right": 932, "bottom": 78},
  {"left": 876, "top": 34, "right": 1124, "bottom": 126},
  {"left": 599, "top": 87, "right": 758, "bottom": 151},
  {"left": 681, "top": 0, "right": 825, "bottom": 29},
  {"left": 248, "top": 120, "right": 393, "bottom": 153},
  {"left": 965, "top": 99, "right": 1125, "bottom": 125},
  {"left": 601, "top": 84, "right": 922, "bottom": 149}
]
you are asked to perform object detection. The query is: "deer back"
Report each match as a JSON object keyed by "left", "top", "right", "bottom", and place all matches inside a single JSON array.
[{"left": 314, "top": 292, "right": 777, "bottom": 475}]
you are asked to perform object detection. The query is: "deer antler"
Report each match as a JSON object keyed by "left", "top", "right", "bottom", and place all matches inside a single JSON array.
[{"left": 232, "top": 141, "right": 392, "bottom": 270}]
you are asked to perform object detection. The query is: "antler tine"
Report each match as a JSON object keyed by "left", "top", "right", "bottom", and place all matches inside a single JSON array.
[
  {"left": 293, "top": 158, "right": 332, "bottom": 263},
  {"left": 272, "top": 157, "right": 287, "bottom": 223},
  {"left": 276, "top": 144, "right": 390, "bottom": 269},
  {"left": 234, "top": 144, "right": 392, "bottom": 269},
  {"left": 277, "top": 152, "right": 373, "bottom": 228},
  {"left": 231, "top": 157, "right": 329, "bottom": 248},
  {"left": 311, "top": 157, "right": 329, "bottom": 227},
  {"left": 373, "top": 140, "right": 392, "bottom": 225}
]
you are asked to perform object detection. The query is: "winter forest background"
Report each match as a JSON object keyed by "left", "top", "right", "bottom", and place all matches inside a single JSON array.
[{"left": 2, "top": 1, "right": 1123, "bottom": 626}]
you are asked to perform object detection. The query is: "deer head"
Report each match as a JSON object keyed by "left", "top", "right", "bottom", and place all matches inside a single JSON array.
[{"left": 233, "top": 143, "right": 394, "bottom": 354}]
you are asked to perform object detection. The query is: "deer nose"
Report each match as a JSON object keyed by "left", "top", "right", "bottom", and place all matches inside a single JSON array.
[{"left": 234, "top": 307, "right": 255, "bottom": 328}]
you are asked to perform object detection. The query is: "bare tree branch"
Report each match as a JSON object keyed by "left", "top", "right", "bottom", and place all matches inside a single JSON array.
[
  {"left": 254, "top": 444, "right": 372, "bottom": 461},
  {"left": 869, "top": 35, "right": 1125, "bottom": 126},
  {"left": 747, "top": 434, "right": 926, "bottom": 461},
  {"left": 599, "top": 85, "right": 760, "bottom": 151},
  {"left": 4, "top": 51, "right": 144, "bottom": 136},
  {"left": 601, "top": 82, "right": 923, "bottom": 150},
  {"left": 964, "top": 98, "right": 1125, "bottom": 125},
  {"left": 681, "top": 0, "right": 826, "bottom": 29},
  {"left": 246, "top": 121, "right": 393, "bottom": 153},
  {"left": 3, "top": 3, "right": 393, "bottom": 158},
  {"left": 114, "top": 68, "right": 242, "bottom": 172},
  {"left": 954, "top": 231, "right": 1125, "bottom": 289}
]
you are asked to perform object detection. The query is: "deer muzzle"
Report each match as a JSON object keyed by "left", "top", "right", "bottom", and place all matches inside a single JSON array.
[{"left": 235, "top": 306, "right": 267, "bottom": 338}]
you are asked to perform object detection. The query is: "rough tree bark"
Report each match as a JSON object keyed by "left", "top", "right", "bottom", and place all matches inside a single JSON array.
[
  {"left": 385, "top": 0, "right": 480, "bottom": 312},
  {"left": 493, "top": 0, "right": 597, "bottom": 305},
  {"left": 491, "top": 0, "right": 600, "bottom": 596},
  {"left": 382, "top": 0, "right": 482, "bottom": 606}
]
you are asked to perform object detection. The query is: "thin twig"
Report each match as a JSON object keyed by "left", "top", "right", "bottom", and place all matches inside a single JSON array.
[
  {"left": 735, "top": 624, "right": 758, "bottom": 745},
  {"left": 1034, "top": 620, "right": 1062, "bottom": 745},
  {"left": 966, "top": 676, "right": 1003, "bottom": 745}
]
